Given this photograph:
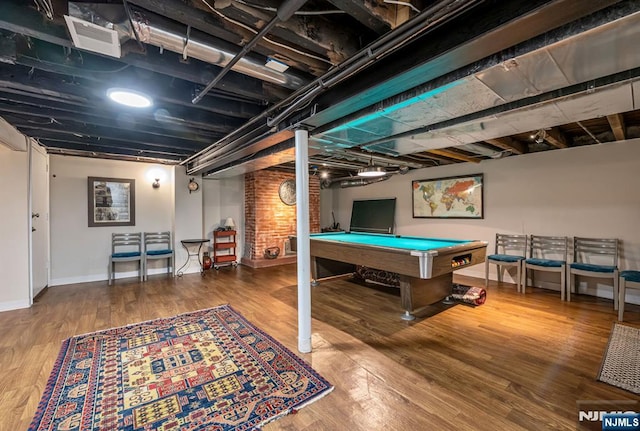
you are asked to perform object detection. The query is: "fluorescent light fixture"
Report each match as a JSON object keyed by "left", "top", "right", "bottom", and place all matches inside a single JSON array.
[
  {"left": 357, "top": 166, "right": 386, "bottom": 177},
  {"left": 107, "top": 88, "right": 153, "bottom": 108},
  {"left": 265, "top": 57, "right": 289, "bottom": 73}
]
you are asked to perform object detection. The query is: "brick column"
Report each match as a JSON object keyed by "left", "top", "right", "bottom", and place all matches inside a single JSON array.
[{"left": 242, "top": 169, "right": 320, "bottom": 267}]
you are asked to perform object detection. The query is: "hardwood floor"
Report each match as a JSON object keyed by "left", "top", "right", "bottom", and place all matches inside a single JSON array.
[{"left": 1, "top": 265, "right": 638, "bottom": 431}]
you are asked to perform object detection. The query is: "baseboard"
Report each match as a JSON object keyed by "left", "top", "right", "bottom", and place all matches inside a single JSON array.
[
  {"left": 50, "top": 267, "right": 181, "bottom": 287},
  {"left": 0, "top": 299, "right": 30, "bottom": 313},
  {"left": 241, "top": 256, "right": 296, "bottom": 268},
  {"left": 456, "top": 266, "right": 485, "bottom": 280},
  {"left": 33, "top": 285, "right": 49, "bottom": 301}
]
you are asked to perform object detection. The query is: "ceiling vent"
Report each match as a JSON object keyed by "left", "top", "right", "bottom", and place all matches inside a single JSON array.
[{"left": 63, "top": 15, "right": 121, "bottom": 58}]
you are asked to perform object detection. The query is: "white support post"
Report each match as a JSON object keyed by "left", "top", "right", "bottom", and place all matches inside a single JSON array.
[{"left": 295, "top": 129, "right": 312, "bottom": 353}]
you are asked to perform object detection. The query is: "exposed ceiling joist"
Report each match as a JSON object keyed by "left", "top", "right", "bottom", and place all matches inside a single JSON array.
[
  {"left": 544, "top": 128, "right": 569, "bottom": 149},
  {"left": 192, "top": 0, "right": 364, "bottom": 64},
  {"left": 485, "top": 137, "right": 526, "bottom": 155},
  {"left": 1, "top": 0, "right": 639, "bottom": 180},
  {"left": 607, "top": 113, "right": 626, "bottom": 141},
  {"left": 326, "top": 0, "right": 394, "bottom": 34},
  {"left": 427, "top": 149, "right": 481, "bottom": 163}
]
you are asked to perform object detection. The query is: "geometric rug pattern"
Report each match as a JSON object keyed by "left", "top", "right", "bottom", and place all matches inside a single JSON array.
[
  {"left": 29, "top": 305, "right": 333, "bottom": 430},
  {"left": 597, "top": 323, "right": 640, "bottom": 394}
]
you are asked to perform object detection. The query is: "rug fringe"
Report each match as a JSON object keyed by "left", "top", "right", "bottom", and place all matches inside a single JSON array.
[{"left": 252, "top": 386, "right": 335, "bottom": 430}]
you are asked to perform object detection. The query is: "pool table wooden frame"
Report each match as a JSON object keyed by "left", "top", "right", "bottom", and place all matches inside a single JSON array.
[{"left": 307, "top": 234, "right": 488, "bottom": 320}]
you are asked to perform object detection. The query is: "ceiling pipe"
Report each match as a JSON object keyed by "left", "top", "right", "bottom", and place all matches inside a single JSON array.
[
  {"left": 67, "top": 2, "right": 307, "bottom": 91},
  {"left": 322, "top": 165, "right": 408, "bottom": 188},
  {"left": 338, "top": 149, "right": 424, "bottom": 169},
  {"left": 191, "top": 0, "right": 309, "bottom": 104},
  {"left": 339, "top": 175, "right": 391, "bottom": 188}
]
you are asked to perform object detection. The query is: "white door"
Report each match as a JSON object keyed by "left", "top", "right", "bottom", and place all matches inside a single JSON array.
[{"left": 30, "top": 142, "right": 49, "bottom": 300}]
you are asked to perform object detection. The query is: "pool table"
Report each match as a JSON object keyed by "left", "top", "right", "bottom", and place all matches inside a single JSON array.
[{"left": 305, "top": 232, "right": 488, "bottom": 320}]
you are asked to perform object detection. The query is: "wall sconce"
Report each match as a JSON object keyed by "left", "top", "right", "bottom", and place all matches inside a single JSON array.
[
  {"left": 224, "top": 217, "right": 236, "bottom": 231},
  {"left": 147, "top": 167, "right": 166, "bottom": 188}
]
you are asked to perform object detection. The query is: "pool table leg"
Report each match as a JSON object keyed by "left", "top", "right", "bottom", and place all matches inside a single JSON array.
[
  {"left": 310, "top": 258, "right": 318, "bottom": 286},
  {"left": 401, "top": 310, "right": 416, "bottom": 321},
  {"left": 399, "top": 273, "right": 453, "bottom": 320}
]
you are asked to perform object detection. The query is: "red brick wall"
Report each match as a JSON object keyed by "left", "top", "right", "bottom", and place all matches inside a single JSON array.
[{"left": 244, "top": 169, "right": 320, "bottom": 261}]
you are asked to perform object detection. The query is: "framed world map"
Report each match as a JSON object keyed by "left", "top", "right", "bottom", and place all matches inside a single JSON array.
[{"left": 412, "top": 174, "right": 483, "bottom": 219}]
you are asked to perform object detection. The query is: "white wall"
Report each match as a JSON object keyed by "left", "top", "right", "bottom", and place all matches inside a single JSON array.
[
  {"left": 203, "top": 177, "right": 244, "bottom": 261},
  {"left": 0, "top": 145, "right": 30, "bottom": 311},
  {"left": 174, "top": 166, "right": 204, "bottom": 275},
  {"left": 325, "top": 139, "right": 640, "bottom": 301},
  {"left": 319, "top": 186, "right": 337, "bottom": 229},
  {"left": 49, "top": 156, "right": 174, "bottom": 285}
]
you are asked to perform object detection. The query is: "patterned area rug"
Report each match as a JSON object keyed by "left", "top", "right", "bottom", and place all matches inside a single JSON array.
[
  {"left": 597, "top": 323, "right": 640, "bottom": 394},
  {"left": 29, "top": 305, "right": 333, "bottom": 430}
]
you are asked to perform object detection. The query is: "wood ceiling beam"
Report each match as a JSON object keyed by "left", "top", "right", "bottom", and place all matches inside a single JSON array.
[
  {"left": 208, "top": 1, "right": 363, "bottom": 64},
  {"left": 543, "top": 128, "right": 569, "bottom": 148},
  {"left": 38, "top": 133, "right": 194, "bottom": 157},
  {"left": 46, "top": 146, "right": 184, "bottom": 162},
  {"left": 43, "top": 138, "right": 192, "bottom": 163},
  {"left": 0, "top": 0, "right": 71, "bottom": 47},
  {"left": 606, "top": 113, "right": 626, "bottom": 141},
  {"left": 326, "top": 0, "right": 393, "bottom": 34},
  {"left": 426, "top": 149, "right": 481, "bottom": 163},
  {"left": 0, "top": 65, "right": 256, "bottom": 125},
  {"left": 0, "top": 97, "right": 228, "bottom": 140},
  {"left": 485, "top": 137, "right": 526, "bottom": 155},
  {"left": 7, "top": 117, "right": 214, "bottom": 151},
  {"left": 409, "top": 152, "right": 453, "bottom": 165}
]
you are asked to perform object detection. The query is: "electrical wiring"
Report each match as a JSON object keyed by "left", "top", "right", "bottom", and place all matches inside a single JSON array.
[
  {"left": 234, "top": 0, "right": 346, "bottom": 16},
  {"left": 383, "top": 0, "right": 420, "bottom": 14},
  {"left": 18, "top": 53, "right": 132, "bottom": 74},
  {"left": 200, "top": 0, "right": 333, "bottom": 66}
]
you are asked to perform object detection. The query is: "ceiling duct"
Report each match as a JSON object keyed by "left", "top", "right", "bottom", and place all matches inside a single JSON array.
[
  {"left": 65, "top": 2, "right": 307, "bottom": 90},
  {"left": 339, "top": 175, "right": 390, "bottom": 188},
  {"left": 310, "top": 6, "right": 640, "bottom": 155}
]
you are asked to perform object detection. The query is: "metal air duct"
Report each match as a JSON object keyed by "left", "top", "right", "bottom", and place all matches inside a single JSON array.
[
  {"left": 66, "top": 2, "right": 307, "bottom": 90},
  {"left": 339, "top": 175, "right": 390, "bottom": 188}
]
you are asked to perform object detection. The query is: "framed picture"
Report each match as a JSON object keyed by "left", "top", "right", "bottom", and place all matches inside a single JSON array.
[
  {"left": 412, "top": 174, "right": 483, "bottom": 219},
  {"left": 88, "top": 177, "right": 136, "bottom": 227}
]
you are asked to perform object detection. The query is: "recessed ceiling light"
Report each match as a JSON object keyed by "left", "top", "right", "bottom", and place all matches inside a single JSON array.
[{"left": 107, "top": 88, "right": 153, "bottom": 108}]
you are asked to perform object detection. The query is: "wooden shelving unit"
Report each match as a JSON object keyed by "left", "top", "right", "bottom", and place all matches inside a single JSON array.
[{"left": 213, "top": 230, "right": 237, "bottom": 269}]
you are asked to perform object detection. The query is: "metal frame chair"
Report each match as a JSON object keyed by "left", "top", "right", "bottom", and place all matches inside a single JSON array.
[
  {"left": 619, "top": 270, "right": 640, "bottom": 321},
  {"left": 524, "top": 235, "right": 568, "bottom": 300},
  {"left": 143, "top": 231, "right": 174, "bottom": 281},
  {"left": 108, "top": 232, "right": 143, "bottom": 285},
  {"left": 485, "top": 233, "right": 528, "bottom": 292},
  {"left": 568, "top": 237, "right": 618, "bottom": 309}
]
